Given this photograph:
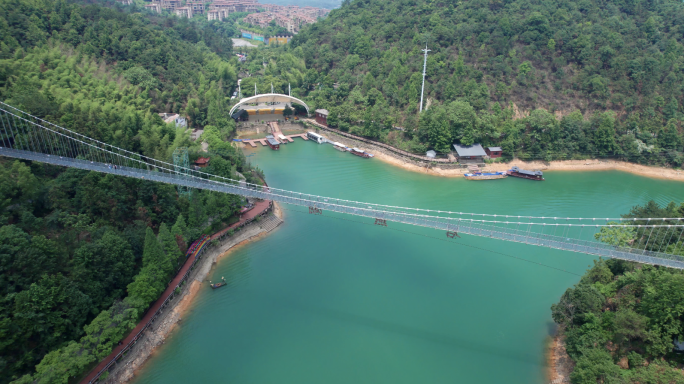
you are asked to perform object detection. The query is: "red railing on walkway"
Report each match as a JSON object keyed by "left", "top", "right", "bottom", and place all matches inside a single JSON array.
[{"left": 80, "top": 200, "right": 273, "bottom": 384}]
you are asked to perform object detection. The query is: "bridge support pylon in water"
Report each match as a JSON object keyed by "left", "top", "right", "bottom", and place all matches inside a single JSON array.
[{"left": 173, "top": 147, "right": 191, "bottom": 197}]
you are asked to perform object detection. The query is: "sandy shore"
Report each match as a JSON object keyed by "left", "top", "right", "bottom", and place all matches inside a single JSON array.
[
  {"left": 164, "top": 203, "right": 282, "bottom": 321},
  {"left": 167, "top": 204, "right": 283, "bottom": 329},
  {"left": 374, "top": 153, "right": 684, "bottom": 181}
]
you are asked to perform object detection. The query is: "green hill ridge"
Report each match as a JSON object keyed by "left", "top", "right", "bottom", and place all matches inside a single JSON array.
[{"left": 278, "top": 0, "right": 684, "bottom": 162}]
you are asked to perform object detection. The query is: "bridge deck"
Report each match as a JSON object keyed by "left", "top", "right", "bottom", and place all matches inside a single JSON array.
[{"left": 1, "top": 147, "right": 682, "bottom": 269}]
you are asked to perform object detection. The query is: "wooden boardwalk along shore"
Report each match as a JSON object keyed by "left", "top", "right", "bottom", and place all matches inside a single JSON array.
[{"left": 79, "top": 200, "right": 275, "bottom": 384}]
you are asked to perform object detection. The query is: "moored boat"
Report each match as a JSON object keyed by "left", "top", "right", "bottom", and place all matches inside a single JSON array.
[
  {"left": 265, "top": 135, "right": 280, "bottom": 150},
  {"left": 350, "top": 147, "right": 374, "bottom": 158},
  {"left": 306, "top": 131, "right": 326, "bottom": 144},
  {"left": 464, "top": 171, "right": 508, "bottom": 180},
  {"left": 332, "top": 142, "right": 347, "bottom": 151},
  {"left": 507, "top": 166, "right": 544, "bottom": 181},
  {"left": 210, "top": 277, "right": 227, "bottom": 289}
]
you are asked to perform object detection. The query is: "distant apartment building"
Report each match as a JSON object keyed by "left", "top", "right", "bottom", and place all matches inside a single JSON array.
[
  {"left": 118, "top": 0, "right": 133, "bottom": 5},
  {"left": 301, "top": 6, "right": 328, "bottom": 17},
  {"left": 187, "top": 1, "right": 205, "bottom": 14},
  {"left": 161, "top": 0, "right": 181, "bottom": 11},
  {"left": 196, "top": 0, "right": 329, "bottom": 32},
  {"left": 243, "top": 12, "right": 274, "bottom": 28},
  {"left": 144, "top": 2, "right": 162, "bottom": 13},
  {"left": 274, "top": 15, "right": 296, "bottom": 34},
  {"left": 207, "top": 9, "right": 230, "bottom": 20},
  {"left": 240, "top": 3, "right": 328, "bottom": 33},
  {"left": 260, "top": 4, "right": 329, "bottom": 18},
  {"left": 140, "top": 0, "right": 328, "bottom": 24},
  {"left": 174, "top": 6, "right": 193, "bottom": 18},
  {"left": 294, "top": 14, "right": 316, "bottom": 28},
  {"left": 235, "top": 0, "right": 259, "bottom": 12},
  {"left": 210, "top": 1, "right": 235, "bottom": 13}
]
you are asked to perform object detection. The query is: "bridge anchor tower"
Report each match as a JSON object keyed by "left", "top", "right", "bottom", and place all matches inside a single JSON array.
[{"left": 172, "top": 147, "right": 191, "bottom": 197}]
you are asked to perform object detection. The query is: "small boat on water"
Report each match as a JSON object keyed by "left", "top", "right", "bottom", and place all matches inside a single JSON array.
[
  {"left": 350, "top": 147, "right": 374, "bottom": 158},
  {"left": 507, "top": 166, "right": 544, "bottom": 181},
  {"left": 464, "top": 171, "right": 508, "bottom": 180},
  {"left": 332, "top": 142, "right": 347, "bottom": 152},
  {"left": 265, "top": 135, "right": 280, "bottom": 150},
  {"left": 210, "top": 277, "right": 226, "bottom": 289}
]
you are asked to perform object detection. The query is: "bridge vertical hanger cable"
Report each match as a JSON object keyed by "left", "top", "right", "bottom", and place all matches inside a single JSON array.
[
  {"left": 663, "top": 226, "right": 674, "bottom": 253},
  {"left": 2, "top": 103, "right": 684, "bottom": 268},
  {"left": 644, "top": 224, "right": 654, "bottom": 254},
  {"left": 674, "top": 229, "right": 684, "bottom": 255},
  {"left": 0, "top": 112, "right": 9, "bottom": 148}
]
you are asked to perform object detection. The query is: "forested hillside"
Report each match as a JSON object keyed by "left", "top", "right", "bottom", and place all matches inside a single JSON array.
[
  {"left": 1, "top": 0, "right": 238, "bottom": 132},
  {"left": 554, "top": 200, "right": 684, "bottom": 383},
  {"left": 282, "top": 0, "right": 684, "bottom": 162},
  {"left": 0, "top": 0, "right": 255, "bottom": 382}
]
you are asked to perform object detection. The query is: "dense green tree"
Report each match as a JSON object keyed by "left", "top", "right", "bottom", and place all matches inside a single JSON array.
[
  {"left": 13, "top": 274, "right": 92, "bottom": 374},
  {"left": 71, "top": 231, "right": 136, "bottom": 313},
  {"left": 555, "top": 199, "right": 684, "bottom": 383},
  {"left": 0, "top": 1, "right": 253, "bottom": 381},
  {"left": 551, "top": 284, "right": 605, "bottom": 326},
  {"left": 141, "top": 227, "right": 171, "bottom": 275},
  {"left": 187, "top": 191, "right": 207, "bottom": 233},
  {"left": 126, "top": 265, "right": 166, "bottom": 307},
  {"left": 233, "top": 0, "right": 684, "bottom": 162},
  {"left": 158, "top": 223, "right": 183, "bottom": 270},
  {"left": 171, "top": 213, "right": 188, "bottom": 253},
  {"left": 0, "top": 225, "right": 66, "bottom": 296},
  {"left": 126, "top": 228, "right": 172, "bottom": 308},
  {"left": 569, "top": 348, "right": 621, "bottom": 384}
]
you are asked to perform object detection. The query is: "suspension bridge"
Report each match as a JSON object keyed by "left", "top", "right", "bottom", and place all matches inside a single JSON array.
[{"left": 1, "top": 101, "right": 684, "bottom": 269}]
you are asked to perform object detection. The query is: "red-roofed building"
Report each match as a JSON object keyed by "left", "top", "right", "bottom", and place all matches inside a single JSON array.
[{"left": 195, "top": 157, "right": 211, "bottom": 168}]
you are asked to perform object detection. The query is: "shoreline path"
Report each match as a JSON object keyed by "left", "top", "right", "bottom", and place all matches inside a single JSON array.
[{"left": 80, "top": 199, "right": 273, "bottom": 384}]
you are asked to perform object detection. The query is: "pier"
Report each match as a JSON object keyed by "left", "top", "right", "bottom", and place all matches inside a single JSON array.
[{"left": 240, "top": 121, "right": 309, "bottom": 148}]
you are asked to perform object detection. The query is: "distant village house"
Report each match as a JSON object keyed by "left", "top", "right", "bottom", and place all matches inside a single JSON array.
[
  {"left": 159, "top": 113, "right": 187, "bottom": 128},
  {"left": 194, "top": 157, "right": 210, "bottom": 168},
  {"left": 315, "top": 109, "right": 328, "bottom": 126},
  {"left": 486, "top": 146, "right": 502, "bottom": 159},
  {"left": 453, "top": 143, "right": 487, "bottom": 163}
]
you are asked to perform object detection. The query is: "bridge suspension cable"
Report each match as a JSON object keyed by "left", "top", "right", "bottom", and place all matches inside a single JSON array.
[{"left": 1, "top": 101, "right": 683, "bottom": 269}]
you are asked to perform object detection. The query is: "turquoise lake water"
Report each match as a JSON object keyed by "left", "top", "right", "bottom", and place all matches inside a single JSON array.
[{"left": 133, "top": 142, "right": 684, "bottom": 384}]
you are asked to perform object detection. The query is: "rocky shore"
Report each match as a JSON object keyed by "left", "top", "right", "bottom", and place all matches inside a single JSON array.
[{"left": 547, "top": 333, "right": 574, "bottom": 384}]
